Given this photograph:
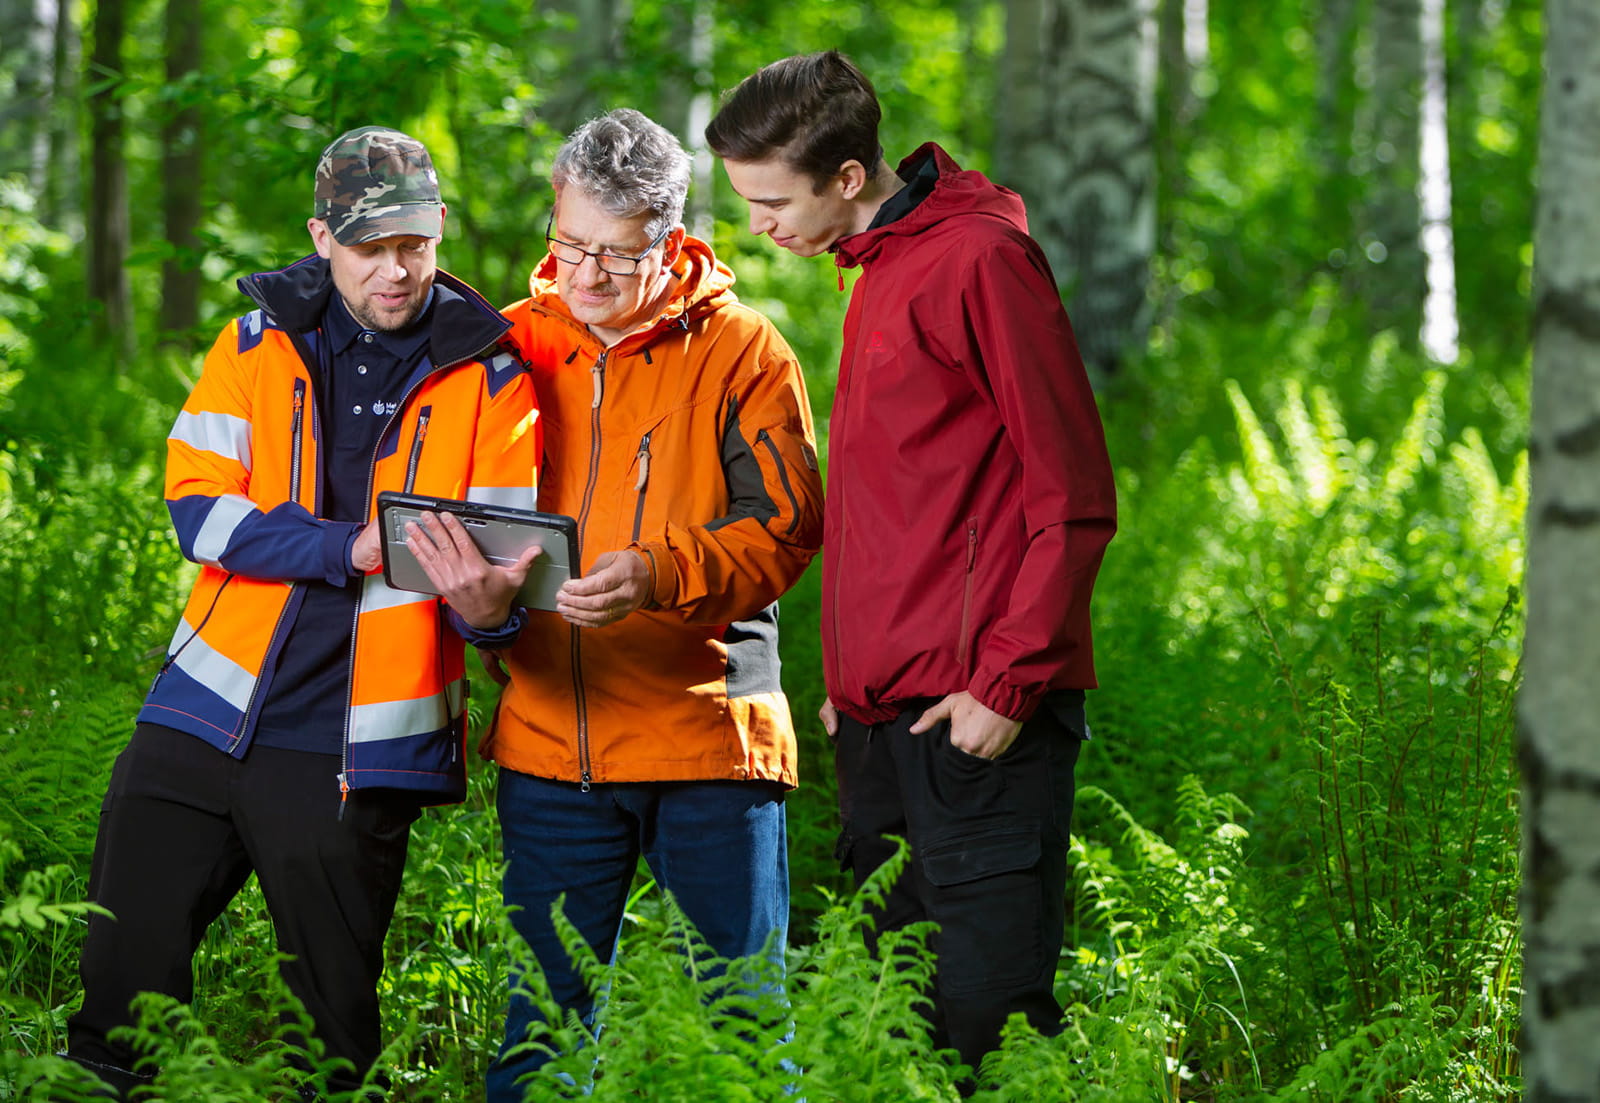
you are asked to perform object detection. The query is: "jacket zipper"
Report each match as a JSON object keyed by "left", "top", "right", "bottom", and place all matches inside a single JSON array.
[
  {"left": 755, "top": 429, "right": 802, "bottom": 537},
  {"left": 340, "top": 365, "right": 462, "bottom": 810},
  {"left": 630, "top": 430, "right": 652, "bottom": 543},
  {"left": 290, "top": 379, "right": 306, "bottom": 503},
  {"left": 956, "top": 519, "right": 978, "bottom": 669},
  {"left": 403, "top": 406, "right": 432, "bottom": 492},
  {"left": 570, "top": 351, "right": 609, "bottom": 790}
]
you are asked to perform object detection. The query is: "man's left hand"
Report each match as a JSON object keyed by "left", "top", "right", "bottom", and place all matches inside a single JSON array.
[
  {"left": 406, "top": 511, "right": 538, "bottom": 629},
  {"left": 555, "top": 550, "right": 651, "bottom": 628},
  {"left": 909, "top": 691, "right": 1023, "bottom": 760}
]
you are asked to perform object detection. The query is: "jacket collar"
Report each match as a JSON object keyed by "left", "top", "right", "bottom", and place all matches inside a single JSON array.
[
  {"left": 833, "top": 142, "right": 1030, "bottom": 270},
  {"left": 236, "top": 255, "right": 512, "bottom": 369}
]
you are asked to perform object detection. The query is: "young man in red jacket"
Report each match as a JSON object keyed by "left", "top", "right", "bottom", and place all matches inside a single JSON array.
[{"left": 707, "top": 51, "right": 1117, "bottom": 1073}]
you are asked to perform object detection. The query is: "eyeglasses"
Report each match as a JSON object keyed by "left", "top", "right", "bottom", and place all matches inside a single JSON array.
[{"left": 545, "top": 214, "right": 671, "bottom": 277}]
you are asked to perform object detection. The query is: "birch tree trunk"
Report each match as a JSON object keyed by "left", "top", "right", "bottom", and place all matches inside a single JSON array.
[
  {"left": 87, "top": 0, "right": 134, "bottom": 364},
  {"left": 996, "top": 0, "right": 1155, "bottom": 374},
  {"left": 1522, "top": 4, "right": 1600, "bottom": 1099}
]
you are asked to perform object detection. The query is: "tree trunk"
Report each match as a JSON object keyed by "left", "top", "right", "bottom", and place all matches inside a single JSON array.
[
  {"left": 540, "top": 0, "right": 629, "bottom": 136},
  {"left": 658, "top": 0, "right": 713, "bottom": 239},
  {"left": 1362, "top": 0, "right": 1426, "bottom": 344},
  {"left": 42, "top": 0, "right": 77, "bottom": 229},
  {"left": 1314, "top": 0, "right": 1358, "bottom": 261},
  {"left": 0, "top": 0, "right": 53, "bottom": 184},
  {"left": 1416, "top": 0, "right": 1458, "bottom": 362},
  {"left": 87, "top": 0, "right": 135, "bottom": 364},
  {"left": 159, "top": 0, "right": 203, "bottom": 344},
  {"left": 1153, "top": 0, "right": 1201, "bottom": 322},
  {"left": 996, "top": 0, "right": 1156, "bottom": 374},
  {"left": 1522, "top": 4, "right": 1600, "bottom": 1100}
]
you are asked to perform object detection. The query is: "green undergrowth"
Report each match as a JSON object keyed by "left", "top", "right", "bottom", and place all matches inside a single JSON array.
[{"left": 1, "top": 294, "right": 1525, "bottom": 1098}]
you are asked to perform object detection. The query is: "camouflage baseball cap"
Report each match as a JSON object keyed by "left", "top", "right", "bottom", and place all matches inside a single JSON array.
[{"left": 313, "top": 126, "right": 444, "bottom": 245}]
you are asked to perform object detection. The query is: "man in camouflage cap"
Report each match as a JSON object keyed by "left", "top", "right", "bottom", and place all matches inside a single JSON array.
[{"left": 65, "top": 126, "right": 540, "bottom": 1101}]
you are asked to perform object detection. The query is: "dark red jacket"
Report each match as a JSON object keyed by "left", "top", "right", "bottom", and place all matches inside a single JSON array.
[{"left": 823, "top": 143, "right": 1117, "bottom": 725}]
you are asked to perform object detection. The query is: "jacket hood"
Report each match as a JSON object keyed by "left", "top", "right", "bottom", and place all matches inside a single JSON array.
[
  {"left": 236, "top": 255, "right": 512, "bottom": 369},
  {"left": 523, "top": 233, "right": 739, "bottom": 348},
  {"left": 834, "top": 143, "right": 1031, "bottom": 270}
]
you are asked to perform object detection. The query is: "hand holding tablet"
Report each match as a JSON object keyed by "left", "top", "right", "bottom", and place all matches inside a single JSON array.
[{"left": 376, "top": 491, "right": 579, "bottom": 613}]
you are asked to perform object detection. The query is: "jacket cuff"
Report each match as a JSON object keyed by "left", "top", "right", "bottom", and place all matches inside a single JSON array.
[
  {"left": 325, "top": 522, "right": 365, "bottom": 586},
  {"left": 968, "top": 669, "right": 1042, "bottom": 724},
  {"left": 630, "top": 542, "right": 678, "bottom": 610},
  {"left": 448, "top": 605, "right": 526, "bottom": 649}
]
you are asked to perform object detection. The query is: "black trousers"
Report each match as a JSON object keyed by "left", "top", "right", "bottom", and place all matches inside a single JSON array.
[
  {"left": 67, "top": 723, "right": 419, "bottom": 1091},
  {"left": 833, "top": 698, "right": 1082, "bottom": 1071}
]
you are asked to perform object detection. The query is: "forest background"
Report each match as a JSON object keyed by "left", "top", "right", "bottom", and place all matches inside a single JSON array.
[{"left": 0, "top": 0, "right": 1543, "bottom": 1099}]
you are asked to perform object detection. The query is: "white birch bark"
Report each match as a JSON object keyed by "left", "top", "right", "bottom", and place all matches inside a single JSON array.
[
  {"left": 997, "top": 0, "right": 1155, "bottom": 373},
  {"left": 1417, "top": 0, "right": 1458, "bottom": 362},
  {"left": 1522, "top": 4, "right": 1600, "bottom": 1099}
]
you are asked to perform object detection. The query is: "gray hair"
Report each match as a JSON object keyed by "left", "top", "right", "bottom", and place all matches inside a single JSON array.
[{"left": 551, "top": 109, "right": 691, "bottom": 239}]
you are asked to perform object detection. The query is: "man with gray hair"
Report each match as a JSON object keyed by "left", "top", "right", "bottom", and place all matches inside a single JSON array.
[{"left": 481, "top": 108, "right": 823, "bottom": 1097}]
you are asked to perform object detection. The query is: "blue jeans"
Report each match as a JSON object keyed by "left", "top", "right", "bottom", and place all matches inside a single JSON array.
[{"left": 487, "top": 770, "right": 789, "bottom": 1102}]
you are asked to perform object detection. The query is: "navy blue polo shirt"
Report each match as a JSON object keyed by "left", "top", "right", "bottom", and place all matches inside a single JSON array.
[{"left": 254, "top": 290, "right": 435, "bottom": 753}]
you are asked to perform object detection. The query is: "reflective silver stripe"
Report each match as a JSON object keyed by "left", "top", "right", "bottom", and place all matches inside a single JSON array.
[
  {"left": 192, "top": 494, "right": 258, "bottom": 566},
  {"left": 466, "top": 485, "right": 538, "bottom": 510},
  {"left": 347, "top": 678, "right": 465, "bottom": 744},
  {"left": 170, "top": 410, "right": 253, "bottom": 470},
  {"left": 485, "top": 350, "right": 517, "bottom": 372},
  {"left": 243, "top": 310, "right": 263, "bottom": 338},
  {"left": 168, "top": 618, "right": 256, "bottom": 712},
  {"left": 361, "top": 572, "right": 434, "bottom": 614}
]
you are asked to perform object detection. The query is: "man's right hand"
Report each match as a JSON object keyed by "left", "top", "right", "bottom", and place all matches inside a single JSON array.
[
  {"left": 351, "top": 522, "right": 383, "bottom": 573},
  {"left": 820, "top": 697, "right": 838, "bottom": 737},
  {"left": 408, "top": 511, "right": 539, "bottom": 628}
]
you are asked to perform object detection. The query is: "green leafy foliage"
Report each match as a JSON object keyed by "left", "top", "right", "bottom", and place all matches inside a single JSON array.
[{"left": 0, "top": 0, "right": 1538, "bottom": 1095}]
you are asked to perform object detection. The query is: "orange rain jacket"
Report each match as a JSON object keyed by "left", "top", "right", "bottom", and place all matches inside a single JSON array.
[
  {"left": 138, "top": 257, "right": 540, "bottom": 804},
  {"left": 489, "top": 236, "right": 822, "bottom": 788}
]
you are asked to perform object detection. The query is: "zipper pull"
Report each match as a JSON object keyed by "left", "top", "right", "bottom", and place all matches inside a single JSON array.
[
  {"left": 591, "top": 358, "right": 604, "bottom": 408},
  {"left": 338, "top": 772, "right": 349, "bottom": 821},
  {"left": 635, "top": 434, "right": 651, "bottom": 491},
  {"left": 581, "top": 771, "right": 592, "bottom": 793}
]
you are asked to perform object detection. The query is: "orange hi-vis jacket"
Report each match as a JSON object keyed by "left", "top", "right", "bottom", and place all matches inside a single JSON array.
[
  {"left": 138, "top": 256, "right": 540, "bottom": 804},
  {"left": 489, "top": 236, "right": 823, "bottom": 788}
]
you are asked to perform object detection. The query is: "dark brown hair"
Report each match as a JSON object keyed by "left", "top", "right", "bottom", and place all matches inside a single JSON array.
[{"left": 705, "top": 51, "right": 884, "bottom": 193}]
